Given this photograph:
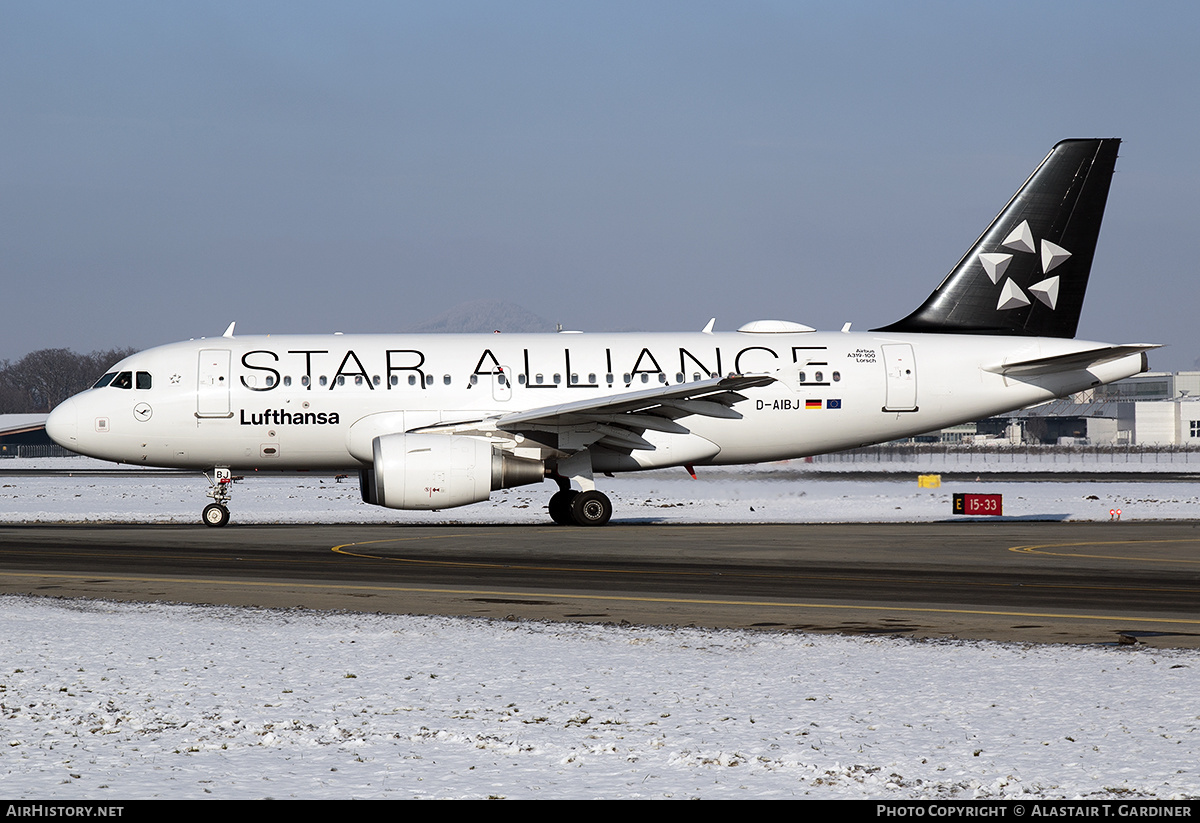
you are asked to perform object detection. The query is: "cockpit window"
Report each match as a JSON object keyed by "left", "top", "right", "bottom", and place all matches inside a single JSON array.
[
  {"left": 110, "top": 371, "right": 133, "bottom": 389},
  {"left": 136, "top": 372, "right": 152, "bottom": 390},
  {"left": 93, "top": 372, "right": 117, "bottom": 389}
]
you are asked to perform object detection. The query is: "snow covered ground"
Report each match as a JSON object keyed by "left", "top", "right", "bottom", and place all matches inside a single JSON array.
[
  {"left": 3, "top": 455, "right": 1200, "bottom": 524},
  {"left": 2, "top": 597, "right": 1197, "bottom": 800},
  {"left": 1, "top": 457, "right": 1198, "bottom": 799}
]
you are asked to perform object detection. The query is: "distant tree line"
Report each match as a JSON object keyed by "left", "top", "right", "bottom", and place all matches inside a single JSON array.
[{"left": 0, "top": 348, "right": 136, "bottom": 414}]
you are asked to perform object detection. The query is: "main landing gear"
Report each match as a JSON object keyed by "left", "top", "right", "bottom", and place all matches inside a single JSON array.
[
  {"left": 202, "top": 467, "right": 233, "bottom": 527},
  {"left": 547, "top": 452, "right": 613, "bottom": 526},
  {"left": 548, "top": 485, "right": 613, "bottom": 527}
]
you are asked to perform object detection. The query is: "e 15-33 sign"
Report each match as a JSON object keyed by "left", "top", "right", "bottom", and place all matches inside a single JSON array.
[{"left": 952, "top": 493, "right": 1003, "bottom": 516}]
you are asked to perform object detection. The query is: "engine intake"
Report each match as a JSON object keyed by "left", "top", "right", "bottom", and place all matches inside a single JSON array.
[{"left": 360, "top": 433, "right": 544, "bottom": 510}]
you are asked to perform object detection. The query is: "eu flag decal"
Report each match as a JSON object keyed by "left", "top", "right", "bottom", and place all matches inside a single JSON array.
[{"left": 826, "top": 399, "right": 842, "bottom": 409}]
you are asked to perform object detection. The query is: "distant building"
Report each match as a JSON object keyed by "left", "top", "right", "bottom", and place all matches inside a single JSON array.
[
  {"left": 0, "top": 414, "right": 53, "bottom": 455},
  {"left": 904, "top": 372, "right": 1200, "bottom": 447},
  {"left": 1131, "top": 397, "right": 1200, "bottom": 446},
  {"left": 1092, "top": 371, "right": 1200, "bottom": 403}
]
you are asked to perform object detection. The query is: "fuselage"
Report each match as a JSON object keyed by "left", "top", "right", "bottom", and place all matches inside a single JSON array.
[{"left": 45, "top": 328, "right": 1147, "bottom": 472}]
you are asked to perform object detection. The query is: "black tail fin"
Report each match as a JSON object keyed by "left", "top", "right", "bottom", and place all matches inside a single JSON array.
[{"left": 875, "top": 138, "right": 1120, "bottom": 338}]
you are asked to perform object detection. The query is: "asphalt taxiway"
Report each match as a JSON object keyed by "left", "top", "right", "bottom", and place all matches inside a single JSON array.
[{"left": 2, "top": 520, "right": 1199, "bottom": 647}]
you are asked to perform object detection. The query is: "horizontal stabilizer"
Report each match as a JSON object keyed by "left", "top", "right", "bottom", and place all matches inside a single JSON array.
[{"left": 985, "top": 344, "right": 1159, "bottom": 377}]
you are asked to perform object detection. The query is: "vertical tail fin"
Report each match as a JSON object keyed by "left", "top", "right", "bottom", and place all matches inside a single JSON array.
[{"left": 875, "top": 138, "right": 1120, "bottom": 338}]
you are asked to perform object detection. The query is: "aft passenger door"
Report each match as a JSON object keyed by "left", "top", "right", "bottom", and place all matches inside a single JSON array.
[{"left": 881, "top": 344, "right": 918, "bottom": 412}]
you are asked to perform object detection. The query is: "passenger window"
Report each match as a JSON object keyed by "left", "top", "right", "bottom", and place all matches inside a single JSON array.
[
  {"left": 111, "top": 372, "right": 133, "bottom": 389},
  {"left": 407, "top": 375, "right": 416, "bottom": 386},
  {"left": 443, "top": 375, "right": 451, "bottom": 385}
]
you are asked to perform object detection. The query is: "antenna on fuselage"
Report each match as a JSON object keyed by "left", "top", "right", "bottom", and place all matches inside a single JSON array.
[{"left": 222, "top": 322, "right": 236, "bottom": 339}]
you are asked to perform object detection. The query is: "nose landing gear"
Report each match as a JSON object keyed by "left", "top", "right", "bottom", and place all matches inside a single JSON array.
[{"left": 202, "top": 467, "right": 233, "bottom": 527}]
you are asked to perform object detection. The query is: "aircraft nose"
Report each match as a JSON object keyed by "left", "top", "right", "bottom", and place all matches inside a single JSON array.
[{"left": 45, "top": 398, "right": 78, "bottom": 449}]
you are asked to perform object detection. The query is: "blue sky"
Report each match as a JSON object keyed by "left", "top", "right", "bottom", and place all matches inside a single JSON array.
[{"left": 2, "top": 1, "right": 1197, "bottom": 369}]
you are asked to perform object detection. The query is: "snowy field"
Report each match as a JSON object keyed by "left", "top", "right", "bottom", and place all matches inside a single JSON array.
[
  {"left": 2, "top": 597, "right": 1198, "bottom": 800},
  {"left": 3, "top": 455, "right": 1200, "bottom": 524},
  {"left": 1, "top": 457, "right": 1199, "bottom": 799}
]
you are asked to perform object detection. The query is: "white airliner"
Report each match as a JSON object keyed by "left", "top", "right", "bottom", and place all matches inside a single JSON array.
[{"left": 46, "top": 139, "right": 1156, "bottom": 527}]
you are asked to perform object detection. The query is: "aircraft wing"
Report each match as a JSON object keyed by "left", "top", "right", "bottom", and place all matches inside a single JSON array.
[
  {"left": 413, "top": 374, "right": 775, "bottom": 453},
  {"left": 492, "top": 373, "right": 774, "bottom": 452},
  {"left": 985, "top": 344, "right": 1160, "bottom": 377}
]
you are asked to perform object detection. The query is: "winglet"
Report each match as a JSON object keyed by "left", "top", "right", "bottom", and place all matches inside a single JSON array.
[
  {"left": 702, "top": 318, "right": 716, "bottom": 334},
  {"left": 222, "top": 322, "right": 236, "bottom": 339}
]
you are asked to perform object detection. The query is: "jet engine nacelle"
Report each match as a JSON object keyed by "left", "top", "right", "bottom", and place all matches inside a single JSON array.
[{"left": 360, "top": 433, "right": 545, "bottom": 510}]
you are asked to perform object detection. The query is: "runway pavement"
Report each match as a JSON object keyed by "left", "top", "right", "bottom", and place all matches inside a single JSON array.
[{"left": 3, "top": 520, "right": 1200, "bottom": 647}]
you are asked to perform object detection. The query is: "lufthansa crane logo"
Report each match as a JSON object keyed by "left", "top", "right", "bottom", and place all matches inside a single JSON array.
[{"left": 133, "top": 402, "right": 153, "bottom": 422}]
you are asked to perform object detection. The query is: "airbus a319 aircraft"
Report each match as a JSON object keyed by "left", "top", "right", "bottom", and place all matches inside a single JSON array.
[{"left": 46, "top": 139, "right": 1156, "bottom": 527}]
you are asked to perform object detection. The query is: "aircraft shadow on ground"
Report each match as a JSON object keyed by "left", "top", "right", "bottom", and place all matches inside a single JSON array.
[{"left": 937, "top": 513, "right": 1072, "bottom": 523}]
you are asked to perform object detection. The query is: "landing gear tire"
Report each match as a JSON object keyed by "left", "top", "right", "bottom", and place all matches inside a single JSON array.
[
  {"left": 570, "top": 490, "right": 612, "bottom": 527},
  {"left": 548, "top": 489, "right": 579, "bottom": 525},
  {"left": 202, "top": 503, "right": 230, "bottom": 528}
]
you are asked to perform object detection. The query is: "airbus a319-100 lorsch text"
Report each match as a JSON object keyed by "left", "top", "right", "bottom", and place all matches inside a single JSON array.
[{"left": 46, "top": 139, "right": 1157, "bottom": 527}]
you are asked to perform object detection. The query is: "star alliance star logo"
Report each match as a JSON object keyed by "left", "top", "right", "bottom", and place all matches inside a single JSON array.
[{"left": 978, "top": 219, "right": 1070, "bottom": 311}]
